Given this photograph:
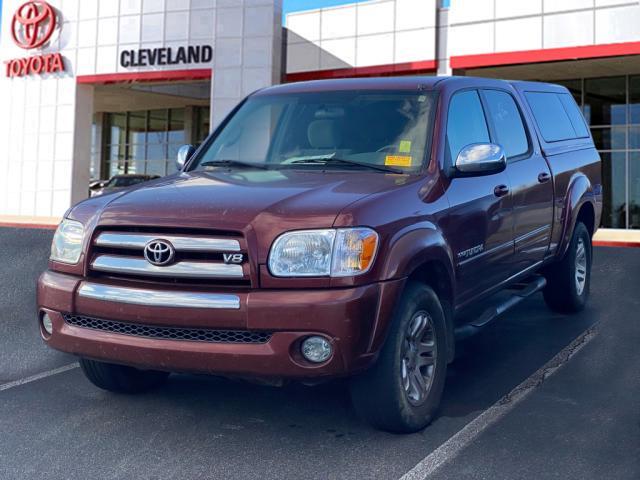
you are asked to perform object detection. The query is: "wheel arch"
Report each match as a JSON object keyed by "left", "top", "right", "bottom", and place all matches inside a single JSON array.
[
  {"left": 372, "top": 224, "right": 457, "bottom": 362},
  {"left": 557, "top": 173, "right": 597, "bottom": 258},
  {"left": 407, "top": 260, "right": 456, "bottom": 362},
  {"left": 576, "top": 201, "right": 596, "bottom": 238}
]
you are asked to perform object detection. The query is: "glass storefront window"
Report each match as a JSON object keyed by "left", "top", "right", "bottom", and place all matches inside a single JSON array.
[
  {"left": 168, "top": 109, "right": 185, "bottom": 144},
  {"left": 629, "top": 153, "right": 640, "bottom": 229},
  {"left": 628, "top": 126, "right": 640, "bottom": 149},
  {"left": 110, "top": 113, "right": 126, "bottom": 146},
  {"left": 629, "top": 76, "right": 640, "bottom": 124},
  {"left": 591, "top": 127, "right": 626, "bottom": 150},
  {"left": 554, "top": 76, "right": 640, "bottom": 228},
  {"left": 196, "top": 107, "right": 211, "bottom": 145},
  {"left": 128, "top": 112, "right": 147, "bottom": 144},
  {"left": 584, "top": 77, "right": 626, "bottom": 126},
  {"left": 601, "top": 152, "right": 627, "bottom": 229},
  {"left": 146, "top": 160, "right": 168, "bottom": 177},
  {"left": 555, "top": 79, "right": 581, "bottom": 104},
  {"left": 148, "top": 110, "right": 168, "bottom": 144},
  {"left": 100, "top": 107, "right": 207, "bottom": 178}
]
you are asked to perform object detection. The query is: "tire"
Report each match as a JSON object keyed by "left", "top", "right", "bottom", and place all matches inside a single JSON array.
[
  {"left": 350, "top": 283, "right": 448, "bottom": 433},
  {"left": 543, "top": 222, "right": 592, "bottom": 314},
  {"left": 79, "top": 358, "right": 169, "bottom": 394}
]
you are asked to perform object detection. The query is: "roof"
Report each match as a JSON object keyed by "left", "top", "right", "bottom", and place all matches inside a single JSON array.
[
  {"left": 256, "top": 76, "right": 447, "bottom": 95},
  {"left": 256, "top": 76, "right": 570, "bottom": 96}
]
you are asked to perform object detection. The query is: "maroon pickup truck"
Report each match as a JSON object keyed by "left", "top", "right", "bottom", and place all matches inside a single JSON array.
[{"left": 38, "top": 77, "right": 602, "bottom": 432}]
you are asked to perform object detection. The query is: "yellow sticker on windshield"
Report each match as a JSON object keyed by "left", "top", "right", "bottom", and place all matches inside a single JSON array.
[
  {"left": 399, "top": 140, "right": 412, "bottom": 153},
  {"left": 385, "top": 155, "right": 412, "bottom": 167}
]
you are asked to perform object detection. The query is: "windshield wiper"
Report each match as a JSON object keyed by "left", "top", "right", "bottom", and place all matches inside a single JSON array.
[
  {"left": 287, "top": 157, "right": 404, "bottom": 174},
  {"left": 200, "top": 160, "right": 270, "bottom": 170}
]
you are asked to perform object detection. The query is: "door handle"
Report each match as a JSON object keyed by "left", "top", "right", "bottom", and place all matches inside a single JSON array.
[
  {"left": 494, "top": 184, "right": 510, "bottom": 197},
  {"left": 538, "top": 172, "right": 551, "bottom": 183}
]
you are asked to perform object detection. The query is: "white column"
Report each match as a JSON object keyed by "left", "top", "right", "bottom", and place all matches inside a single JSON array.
[
  {"left": 436, "top": 6, "right": 452, "bottom": 77},
  {"left": 70, "top": 84, "right": 94, "bottom": 206},
  {"left": 210, "top": 0, "right": 284, "bottom": 130}
]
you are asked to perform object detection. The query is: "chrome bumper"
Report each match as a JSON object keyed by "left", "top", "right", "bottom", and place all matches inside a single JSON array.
[{"left": 77, "top": 283, "right": 241, "bottom": 309}]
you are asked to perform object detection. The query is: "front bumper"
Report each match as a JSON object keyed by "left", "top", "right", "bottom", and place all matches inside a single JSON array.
[{"left": 37, "top": 271, "right": 404, "bottom": 379}]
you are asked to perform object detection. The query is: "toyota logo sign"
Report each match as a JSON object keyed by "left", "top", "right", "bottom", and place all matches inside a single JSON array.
[
  {"left": 11, "top": 1, "right": 57, "bottom": 50},
  {"left": 144, "top": 240, "right": 176, "bottom": 267},
  {"left": 4, "top": 0, "right": 66, "bottom": 78}
]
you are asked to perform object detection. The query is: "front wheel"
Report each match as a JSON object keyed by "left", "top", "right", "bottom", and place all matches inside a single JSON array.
[
  {"left": 79, "top": 358, "right": 169, "bottom": 394},
  {"left": 350, "top": 283, "right": 448, "bottom": 433},
  {"left": 543, "top": 221, "right": 592, "bottom": 313}
]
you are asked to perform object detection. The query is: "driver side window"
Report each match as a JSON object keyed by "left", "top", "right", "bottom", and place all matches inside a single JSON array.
[{"left": 446, "top": 90, "right": 490, "bottom": 163}]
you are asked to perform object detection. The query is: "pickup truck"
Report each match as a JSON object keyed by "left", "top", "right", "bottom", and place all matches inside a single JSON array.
[{"left": 37, "top": 76, "right": 602, "bottom": 433}]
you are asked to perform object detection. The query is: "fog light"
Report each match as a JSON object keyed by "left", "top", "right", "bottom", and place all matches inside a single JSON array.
[
  {"left": 301, "top": 336, "right": 332, "bottom": 363},
  {"left": 41, "top": 313, "right": 53, "bottom": 335}
]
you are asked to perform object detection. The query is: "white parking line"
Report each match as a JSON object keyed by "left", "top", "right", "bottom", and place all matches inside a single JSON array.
[
  {"left": 0, "top": 363, "right": 79, "bottom": 392},
  {"left": 400, "top": 326, "right": 598, "bottom": 480}
]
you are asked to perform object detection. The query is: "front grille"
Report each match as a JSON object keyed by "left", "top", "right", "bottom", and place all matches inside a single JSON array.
[
  {"left": 63, "top": 314, "right": 272, "bottom": 344},
  {"left": 88, "top": 229, "right": 251, "bottom": 287}
]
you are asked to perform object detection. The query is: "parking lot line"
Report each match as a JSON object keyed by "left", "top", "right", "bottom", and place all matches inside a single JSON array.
[
  {"left": 0, "top": 363, "right": 79, "bottom": 393},
  {"left": 399, "top": 326, "right": 598, "bottom": 480}
]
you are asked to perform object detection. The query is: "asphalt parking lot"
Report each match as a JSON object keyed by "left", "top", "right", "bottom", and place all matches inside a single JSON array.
[{"left": 0, "top": 226, "right": 638, "bottom": 480}]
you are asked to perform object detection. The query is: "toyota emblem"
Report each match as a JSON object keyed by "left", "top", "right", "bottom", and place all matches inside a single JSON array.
[
  {"left": 144, "top": 240, "right": 176, "bottom": 267},
  {"left": 11, "top": 1, "right": 57, "bottom": 50}
]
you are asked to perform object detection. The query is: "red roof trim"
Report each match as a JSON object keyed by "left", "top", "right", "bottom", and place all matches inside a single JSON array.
[
  {"left": 285, "top": 60, "right": 437, "bottom": 82},
  {"left": 76, "top": 69, "right": 212, "bottom": 85},
  {"left": 451, "top": 41, "right": 640, "bottom": 69}
]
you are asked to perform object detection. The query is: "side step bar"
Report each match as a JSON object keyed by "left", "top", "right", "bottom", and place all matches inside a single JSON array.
[{"left": 454, "top": 275, "right": 547, "bottom": 340}]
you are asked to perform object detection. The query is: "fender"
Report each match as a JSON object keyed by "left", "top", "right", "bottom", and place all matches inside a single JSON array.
[
  {"left": 368, "top": 221, "right": 457, "bottom": 358},
  {"left": 381, "top": 221, "right": 456, "bottom": 283},
  {"left": 557, "top": 172, "right": 595, "bottom": 259}
]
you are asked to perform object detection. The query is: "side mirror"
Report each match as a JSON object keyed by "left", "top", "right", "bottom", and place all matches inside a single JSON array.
[
  {"left": 455, "top": 143, "right": 507, "bottom": 176},
  {"left": 176, "top": 144, "right": 196, "bottom": 170}
]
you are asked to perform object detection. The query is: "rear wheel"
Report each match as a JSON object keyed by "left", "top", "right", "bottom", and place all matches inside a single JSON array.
[
  {"left": 543, "top": 221, "right": 592, "bottom": 313},
  {"left": 350, "top": 283, "right": 448, "bottom": 433},
  {"left": 79, "top": 358, "right": 169, "bottom": 393}
]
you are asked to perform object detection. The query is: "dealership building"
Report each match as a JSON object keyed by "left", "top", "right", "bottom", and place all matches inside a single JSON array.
[{"left": 1, "top": 0, "right": 639, "bottom": 230}]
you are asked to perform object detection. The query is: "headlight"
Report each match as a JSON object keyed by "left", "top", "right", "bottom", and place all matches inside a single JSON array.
[
  {"left": 268, "top": 228, "right": 378, "bottom": 278},
  {"left": 50, "top": 219, "right": 84, "bottom": 264}
]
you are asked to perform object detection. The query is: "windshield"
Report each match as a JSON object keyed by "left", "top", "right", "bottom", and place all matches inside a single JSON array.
[{"left": 191, "top": 90, "right": 436, "bottom": 173}]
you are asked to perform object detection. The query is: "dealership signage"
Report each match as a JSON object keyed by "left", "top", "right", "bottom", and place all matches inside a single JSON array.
[
  {"left": 120, "top": 45, "right": 213, "bottom": 68},
  {"left": 4, "top": 1, "right": 66, "bottom": 78}
]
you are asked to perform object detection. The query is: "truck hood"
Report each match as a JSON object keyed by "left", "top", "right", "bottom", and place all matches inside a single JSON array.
[{"left": 90, "top": 169, "right": 417, "bottom": 235}]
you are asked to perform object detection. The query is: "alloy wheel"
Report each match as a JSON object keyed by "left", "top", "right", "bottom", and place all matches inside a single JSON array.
[
  {"left": 575, "top": 237, "right": 588, "bottom": 296},
  {"left": 401, "top": 311, "right": 437, "bottom": 406}
]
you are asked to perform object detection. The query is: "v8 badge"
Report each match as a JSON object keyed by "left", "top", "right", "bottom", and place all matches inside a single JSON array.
[{"left": 223, "top": 253, "right": 244, "bottom": 264}]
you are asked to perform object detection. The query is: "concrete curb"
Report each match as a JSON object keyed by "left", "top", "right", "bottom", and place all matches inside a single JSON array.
[
  {"left": 0, "top": 216, "right": 59, "bottom": 230},
  {"left": 593, "top": 228, "right": 640, "bottom": 248}
]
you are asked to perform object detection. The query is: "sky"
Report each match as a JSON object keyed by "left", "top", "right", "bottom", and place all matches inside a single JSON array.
[{"left": 283, "top": 0, "right": 369, "bottom": 15}]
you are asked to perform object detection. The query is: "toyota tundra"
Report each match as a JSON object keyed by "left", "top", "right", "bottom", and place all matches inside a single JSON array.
[{"left": 38, "top": 77, "right": 602, "bottom": 432}]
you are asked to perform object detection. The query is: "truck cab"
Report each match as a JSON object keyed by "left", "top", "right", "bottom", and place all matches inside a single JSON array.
[{"left": 38, "top": 76, "right": 602, "bottom": 432}]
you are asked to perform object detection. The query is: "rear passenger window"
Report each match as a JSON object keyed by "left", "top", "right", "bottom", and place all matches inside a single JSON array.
[
  {"left": 447, "top": 90, "right": 490, "bottom": 162},
  {"left": 558, "top": 93, "right": 590, "bottom": 138},
  {"left": 483, "top": 90, "right": 529, "bottom": 159},
  {"left": 525, "top": 92, "right": 579, "bottom": 142}
]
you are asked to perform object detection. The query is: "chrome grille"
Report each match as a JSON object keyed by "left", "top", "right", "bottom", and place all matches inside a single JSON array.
[
  {"left": 63, "top": 314, "right": 271, "bottom": 344},
  {"left": 95, "top": 233, "right": 240, "bottom": 252},
  {"left": 90, "top": 230, "right": 248, "bottom": 283}
]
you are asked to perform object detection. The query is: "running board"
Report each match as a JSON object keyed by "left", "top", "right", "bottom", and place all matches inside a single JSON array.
[{"left": 454, "top": 275, "right": 547, "bottom": 340}]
